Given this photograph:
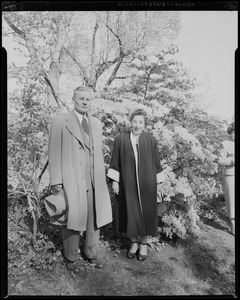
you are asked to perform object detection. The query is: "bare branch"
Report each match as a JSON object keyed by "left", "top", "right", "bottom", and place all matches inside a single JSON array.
[
  {"left": 105, "top": 53, "right": 124, "bottom": 86},
  {"left": 4, "top": 15, "right": 39, "bottom": 62},
  {"left": 96, "top": 12, "right": 136, "bottom": 86},
  {"left": 37, "top": 160, "right": 49, "bottom": 185},
  {"left": 90, "top": 17, "right": 99, "bottom": 87},
  {"left": 51, "top": 21, "right": 66, "bottom": 65},
  {"left": 3, "top": 15, "right": 26, "bottom": 38},
  {"left": 64, "top": 47, "right": 90, "bottom": 86},
  {"left": 5, "top": 14, "right": 68, "bottom": 108},
  {"left": 123, "top": 57, "right": 136, "bottom": 64},
  {"left": 115, "top": 76, "right": 127, "bottom": 79},
  {"left": 96, "top": 12, "right": 124, "bottom": 54},
  {"left": 43, "top": 71, "right": 70, "bottom": 110},
  {"left": 95, "top": 57, "right": 119, "bottom": 79},
  {"left": 106, "top": 24, "right": 123, "bottom": 53}
]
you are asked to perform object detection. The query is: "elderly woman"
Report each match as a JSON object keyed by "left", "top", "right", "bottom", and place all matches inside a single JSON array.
[
  {"left": 107, "top": 109, "right": 165, "bottom": 261},
  {"left": 219, "top": 122, "right": 235, "bottom": 235}
]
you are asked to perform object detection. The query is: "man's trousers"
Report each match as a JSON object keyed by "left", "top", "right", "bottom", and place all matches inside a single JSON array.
[{"left": 62, "top": 185, "right": 99, "bottom": 262}]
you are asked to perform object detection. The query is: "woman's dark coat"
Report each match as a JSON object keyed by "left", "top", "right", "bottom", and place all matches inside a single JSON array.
[{"left": 108, "top": 131, "right": 162, "bottom": 237}]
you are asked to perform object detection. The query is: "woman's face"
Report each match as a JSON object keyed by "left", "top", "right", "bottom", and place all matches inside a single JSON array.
[{"left": 131, "top": 115, "right": 145, "bottom": 136}]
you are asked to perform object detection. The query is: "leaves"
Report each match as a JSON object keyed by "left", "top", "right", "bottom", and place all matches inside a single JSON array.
[{"left": 6, "top": 11, "right": 227, "bottom": 243}]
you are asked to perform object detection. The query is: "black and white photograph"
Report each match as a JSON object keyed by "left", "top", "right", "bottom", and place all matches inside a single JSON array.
[{"left": 2, "top": 1, "right": 237, "bottom": 297}]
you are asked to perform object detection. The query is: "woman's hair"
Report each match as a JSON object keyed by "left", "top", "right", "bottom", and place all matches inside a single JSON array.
[
  {"left": 129, "top": 108, "right": 148, "bottom": 123},
  {"left": 227, "top": 122, "right": 235, "bottom": 134}
]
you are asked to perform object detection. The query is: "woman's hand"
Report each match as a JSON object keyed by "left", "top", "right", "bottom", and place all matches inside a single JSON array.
[{"left": 112, "top": 181, "right": 119, "bottom": 195}]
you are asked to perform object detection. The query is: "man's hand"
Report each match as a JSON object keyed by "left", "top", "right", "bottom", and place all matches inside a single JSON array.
[
  {"left": 112, "top": 181, "right": 119, "bottom": 195},
  {"left": 51, "top": 184, "right": 63, "bottom": 194}
]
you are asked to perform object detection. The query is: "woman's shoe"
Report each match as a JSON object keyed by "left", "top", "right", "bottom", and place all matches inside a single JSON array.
[
  {"left": 127, "top": 241, "right": 139, "bottom": 259},
  {"left": 137, "top": 242, "right": 147, "bottom": 261}
]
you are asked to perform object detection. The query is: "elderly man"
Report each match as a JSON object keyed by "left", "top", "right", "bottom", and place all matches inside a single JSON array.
[{"left": 48, "top": 86, "right": 112, "bottom": 273}]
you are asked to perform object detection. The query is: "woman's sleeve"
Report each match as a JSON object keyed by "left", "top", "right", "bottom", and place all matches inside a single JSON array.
[
  {"left": 107, "top": 136, "right": 121, "bottom": 182},
  {"left": 154, "top": 139, "right": 165, "bottom": 183},
  {"left": 219, "top": 142, "right": 234, "bottom": 166}
]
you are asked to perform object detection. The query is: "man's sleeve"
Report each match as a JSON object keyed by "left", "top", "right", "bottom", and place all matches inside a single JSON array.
[{"left": 48, "top": 116, "right": 63, "bottom": 186}]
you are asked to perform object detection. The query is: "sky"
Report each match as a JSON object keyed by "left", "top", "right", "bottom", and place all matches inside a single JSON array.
[
  {"left": 3, "top": 11, "right": 238, "bottom": 121},
  {"left": 176, "top": 11, "right": 238, "bottom": 121}
]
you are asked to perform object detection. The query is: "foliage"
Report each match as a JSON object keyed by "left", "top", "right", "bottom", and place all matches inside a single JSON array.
[
  {"left": 8, "top": 76, "right": 54, "bottom": 245},
  {"left": 8, "top": 198, "right": 64, "bottom": 276},
  {"left": 7, "top": 52, "right": 228, "bottom": 245},
  {"left": 3, "top": 11, "right": 181, "bottom": 99},
  {"left": 91, "top": 52, "right": 227, "bottom": 239},
  {"left": 5, "top": 11, "right": 231, "bottom": 258}
]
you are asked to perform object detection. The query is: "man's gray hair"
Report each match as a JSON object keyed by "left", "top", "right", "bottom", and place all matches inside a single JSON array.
[{"left": 73, "top": 86, "right": 94, "bottom": 98}]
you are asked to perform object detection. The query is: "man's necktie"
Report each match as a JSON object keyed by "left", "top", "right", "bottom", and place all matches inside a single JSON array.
[{"left": 82, "top": 116, "right": 89, "bottom": 136}]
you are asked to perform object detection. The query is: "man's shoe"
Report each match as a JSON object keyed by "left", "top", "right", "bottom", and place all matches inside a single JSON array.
[
  {"left": 66, "top": 260, "right": 80, "bottom": 274},
  {"left": 81, "top": 251, "right": 103, "bottom": 269},
  {"left": 87, "top": 258, "right": 103, "bottom": 269}
]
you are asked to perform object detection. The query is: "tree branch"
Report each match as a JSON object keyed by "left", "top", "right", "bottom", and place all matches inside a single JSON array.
[
  {"left": 96, "top": 12, "right": 135, "bottom": 86},
  {"left": 4, "top": 14, "right": 68, "bottom": 108},
  {"left": 115, "top": 76, "right": 127, "bottom": 79},
  {"left": 143, "top": 57, "right": 161, "bottom": 99},
  {"left": 3, "top": 15, "right": 26, "bottom": 38},
  {"left": 37, "top": 160, "right": 49, "bottom": 185},
  {"left": 64, "top": 47, "right": 91, "bottom": 86},
  {"left": 4, "top": 15, "right": 39, "bottom": 61},
  {"left": 123, "top": 57, "right": 136, "bottom": 64},
  {"left": 90, "top": 18, "right": 99, "bottom": 88},
  {"left": 105, "top": 54, "right": 124, "bottom": 86},
  {"left": 43, "top": 72, "right": 70, "bottom": 110},
  {"left": 51, "top": 20, "right": 66, "bottom": 65},
  {"left": 95, "top": 57, "right": 119, "bottom": 79},
  {"left": 104, "top": 22, "right": 123, "bottom": 53}
]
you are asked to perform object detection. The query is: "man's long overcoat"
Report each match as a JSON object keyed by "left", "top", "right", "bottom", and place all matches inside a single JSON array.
[{"left": 48, "top": 110, "right": 112, "bottom": 231}]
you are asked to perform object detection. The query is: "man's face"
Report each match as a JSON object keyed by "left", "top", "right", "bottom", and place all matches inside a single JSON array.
[{"left": 73, "top": 90, "right": 92, "bottom": 114}]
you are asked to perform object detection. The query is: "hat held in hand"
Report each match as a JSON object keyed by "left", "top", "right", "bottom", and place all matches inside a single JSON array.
[{"left": 44, "top": 189, "right": 68, "bottom": 225}]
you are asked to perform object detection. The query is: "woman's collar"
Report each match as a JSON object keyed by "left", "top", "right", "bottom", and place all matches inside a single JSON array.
[{"left": 130, "top": 131, "right": 142, "bottom": 139}]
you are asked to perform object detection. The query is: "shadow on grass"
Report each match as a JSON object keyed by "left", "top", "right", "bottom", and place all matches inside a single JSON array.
[
  {"left": 178, "top": 231, "right": 235, "bottom": 295},
  {"left": 201, "top": 216, "right": 231, "bottom": 234},
  {"left": 198, "top": 196, "right": 231, "bottom": 234},
  {"left": 180, "top": 197, "right": 235, "bottom": 295}
]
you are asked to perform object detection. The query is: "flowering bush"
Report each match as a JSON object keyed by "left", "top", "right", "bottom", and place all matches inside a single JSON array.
[
  {"left": 91, "top": 53, "right": 227, "bottom": 239},
  {"left": 8, "top": 53, "right": 228, "bottom": 243}
]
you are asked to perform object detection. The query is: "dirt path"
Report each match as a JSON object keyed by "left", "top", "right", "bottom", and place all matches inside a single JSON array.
[{"left": 8, "top": 222, "right": 235, "bottom": 296}]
